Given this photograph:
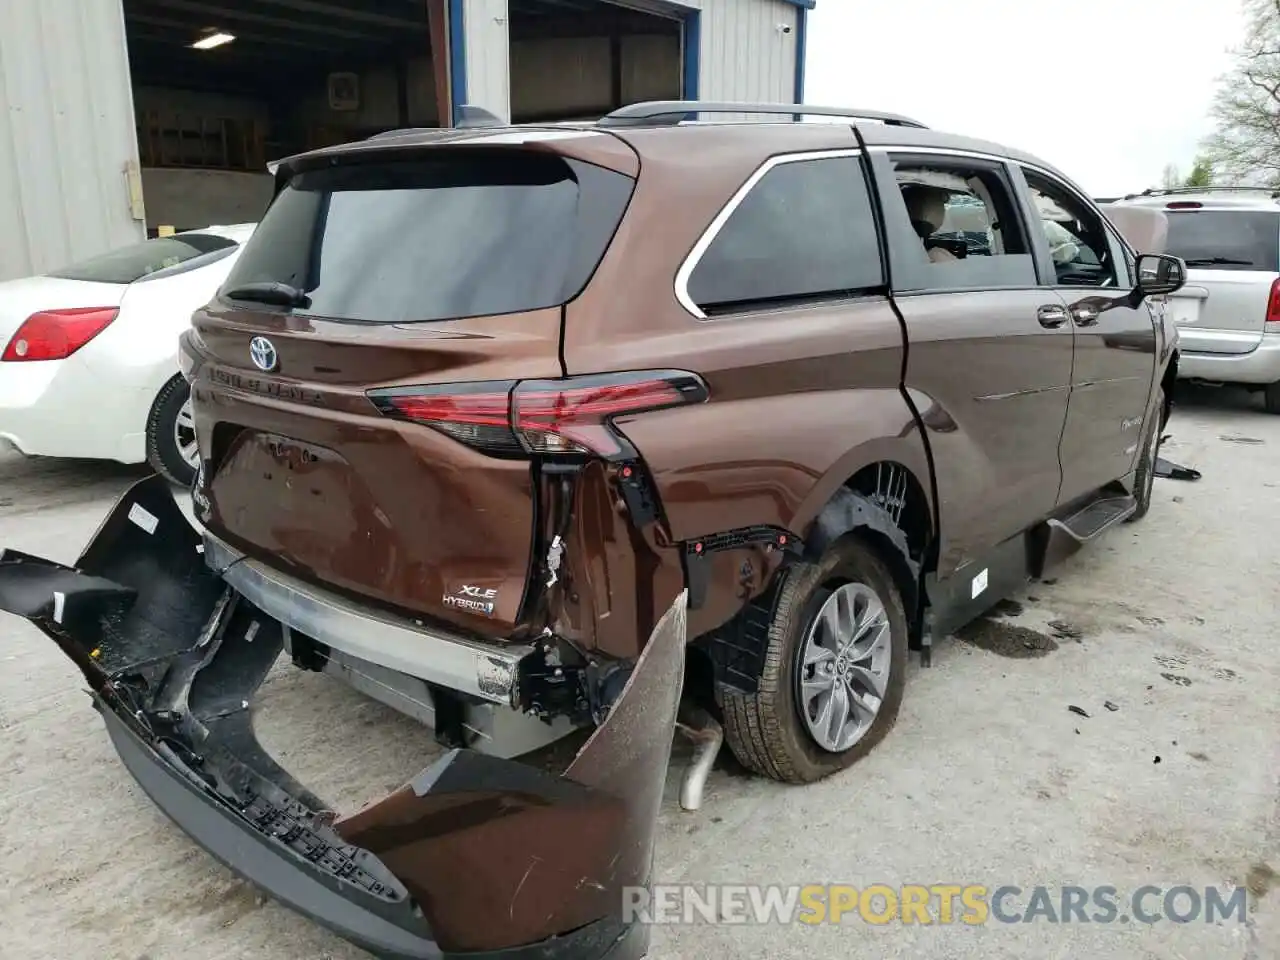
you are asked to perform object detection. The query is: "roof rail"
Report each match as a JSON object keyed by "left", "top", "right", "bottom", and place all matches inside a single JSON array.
[
  {"left": 596, "top": 100, "right": 928, "bottom": 129},
  {"left": 1122, "top": 184, "right": 1280, "bottom": 200}
]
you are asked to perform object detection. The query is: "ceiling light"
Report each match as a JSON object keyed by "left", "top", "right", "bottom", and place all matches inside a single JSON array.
[{"left": 190, "top": 31, "right": 235, "bottom": 50}]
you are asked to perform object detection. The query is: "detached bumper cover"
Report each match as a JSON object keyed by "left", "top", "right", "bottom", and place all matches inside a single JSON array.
[{"left": 0, "top": 476, "right": 686, "bottom": 960}]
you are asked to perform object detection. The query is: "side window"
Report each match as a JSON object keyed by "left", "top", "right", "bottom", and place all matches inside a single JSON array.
[
  {"left": 1024, "top": 172, "right": 1120, "bottom": 288},
  {"left": 888, "top": 157, "right": 1037, "bottom": 289},
  {"left": 686, "top": 156, "right": 884, "bottom": 316}
]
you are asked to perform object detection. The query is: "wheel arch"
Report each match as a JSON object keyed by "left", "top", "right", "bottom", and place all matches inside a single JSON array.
[{"left": 799, "top": 459, "right": 935, "bottom": 647}]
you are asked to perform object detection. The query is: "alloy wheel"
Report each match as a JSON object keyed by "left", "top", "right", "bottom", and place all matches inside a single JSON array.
[
  {"left": 796, "top": 581, "right": 893, "bottom": 752},
  {"left": 174, "top": 398, "right": 199, "bottom": 468}
]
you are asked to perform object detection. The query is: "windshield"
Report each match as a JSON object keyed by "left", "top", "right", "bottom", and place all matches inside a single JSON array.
[
  {"left": 47, "top": 233, "right": 239, "bottom": 284},
  {"left": 221, "top": 151, "right": 635, "bottom": 323},
  {"left": 1164, "top": 210, "right": 1280, "bottom": 272}
]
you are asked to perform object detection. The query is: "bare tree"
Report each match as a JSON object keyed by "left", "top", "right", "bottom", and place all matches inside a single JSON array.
[
  {"left": 1205, "top": 0, "right": 1280, "bottom": 186},
  {"left": 1161, "top": 163, "right": 1183, "bottom": 189}
]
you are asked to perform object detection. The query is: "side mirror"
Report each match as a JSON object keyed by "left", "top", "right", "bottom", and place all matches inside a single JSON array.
[{"left": 1134, "top": 253, "right": 1187, "bottom": 297}]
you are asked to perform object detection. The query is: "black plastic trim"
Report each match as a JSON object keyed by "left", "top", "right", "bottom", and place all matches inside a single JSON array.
[{"left": 99, "top": 701, "right": 642, "bottom": 960}]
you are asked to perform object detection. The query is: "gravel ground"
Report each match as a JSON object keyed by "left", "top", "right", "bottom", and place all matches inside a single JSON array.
[{"left": 0, "top": 385, "right": 1277, "bottom": 960}]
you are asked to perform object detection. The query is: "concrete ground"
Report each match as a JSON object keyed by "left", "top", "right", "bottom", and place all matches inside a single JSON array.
[{"left": 0, "top": 385, "right": 1276, "bottom": 960}]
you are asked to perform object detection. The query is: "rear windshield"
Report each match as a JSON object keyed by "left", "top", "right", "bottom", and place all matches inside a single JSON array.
[
  {"left": 47, "top": 233, "right": 239, "bottom": 284},
  {"left": 221, "top": 151, "right": 636, "bottom": 323},
  {"left": 1164, "top": 210, "right": 1280, "bottom": 272}
]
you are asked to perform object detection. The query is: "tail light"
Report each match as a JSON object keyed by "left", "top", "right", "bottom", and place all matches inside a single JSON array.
[
  {"left": 2, "top": 307, "right": 118, "bottom": 362},
  {"left": 1267, "top": 279, "right": 1280, "bottom": 334},
  {"left": 369, "top": 371, "right": 709, "bottom": 460},
  {"left": 1166, "top": 201, "right": 1203, "bottom": 209}
]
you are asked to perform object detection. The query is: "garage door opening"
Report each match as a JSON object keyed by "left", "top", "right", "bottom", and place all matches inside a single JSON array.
[
  {"left": 122, "top": 0, "right": 442, "bottom": 235},
  {"left": 508, "top": 1, "right": 687, "bottom": 123}
]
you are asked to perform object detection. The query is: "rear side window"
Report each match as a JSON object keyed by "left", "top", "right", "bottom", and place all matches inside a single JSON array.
[
  {"left": 48, "top": 233, "right": 238, "bottom": 284},
  {"left": 221, "top": 151, "right": 635, "bottom": 323},
  {"left": 1164, "top": 210, "right": 1280, "bottom": 272},
  {"left": 686, "top": 156, "right": 884, "bottom": 315}
]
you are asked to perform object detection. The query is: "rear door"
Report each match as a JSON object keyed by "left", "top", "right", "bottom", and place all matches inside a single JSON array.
[
  {"left": 187, "top": 142, "right": 637, "bottom": 637},
  {"left": 1160, "top": 203, "right": 1280, "bottom": 354}
]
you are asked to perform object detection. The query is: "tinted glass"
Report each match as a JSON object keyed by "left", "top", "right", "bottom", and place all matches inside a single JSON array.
[
  {"left": 687, "top": 156, "right": 884, "bottom": 313},
  {"left": 48, "top": 233, "right": 237, "bottom": 284},
  {"left": 222, "top": 152, "right": 635, "bottom": 323},
  {"left": 134, "top": 244, "right": 240, "bottom": 283},
  {"left": 1164, "top": 210, "right": 1280, "bottom": 271}
]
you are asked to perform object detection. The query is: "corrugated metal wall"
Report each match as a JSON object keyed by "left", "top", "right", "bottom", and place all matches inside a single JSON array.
[
  {"left": 698, "top": 0, "right": 799, "bottom": 103},
  {"left": 462, "top": 0, "right": 512, "bottom": 122},
  {"left": 454, "top": 0, "right": 799, "bottom": 125},
  {"left": 0, "top": 0, "right": 144, "bottom": 281}
]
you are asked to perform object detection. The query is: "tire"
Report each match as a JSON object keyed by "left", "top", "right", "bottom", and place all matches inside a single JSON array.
[
  {"left": 1264, "top": 382, "right": 1280, "bottom": 415},
  {"left": 146, "top": 375, "right": 198, "bottom": 488},
  {"left": 1127, "top": 387, "right": 1163, "bottom": 523},
  {"left": 720, "top": 536, "right": 909, "bottom": 784}
]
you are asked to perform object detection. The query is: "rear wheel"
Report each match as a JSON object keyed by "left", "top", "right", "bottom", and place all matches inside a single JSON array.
[
  {"left": 1263, "top": 381, "right": 1280, "bottom": 414},
  {"left": 146, "top": 375, "right": 198, "bottom": 487},
  {"left": 720, "top": 536, "right": 908, "bottom": 784}
]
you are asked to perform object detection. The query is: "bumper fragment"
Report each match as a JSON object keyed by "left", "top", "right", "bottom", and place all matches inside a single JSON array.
[{"left": 0, "top": 475, "right": 686, "bottom": 960}]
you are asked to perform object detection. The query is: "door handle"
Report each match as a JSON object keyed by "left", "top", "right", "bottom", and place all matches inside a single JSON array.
[
  {"left": 1037, "top": 304, "right": 1068, "bottom": 328},
  {"left": 1071, "top": 304, "right": 1100, "bottom": 326}
]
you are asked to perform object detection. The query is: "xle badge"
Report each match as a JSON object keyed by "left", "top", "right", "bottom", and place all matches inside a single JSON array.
[{"left": 444, "top": 585, "right": 497, "bottom": 617}]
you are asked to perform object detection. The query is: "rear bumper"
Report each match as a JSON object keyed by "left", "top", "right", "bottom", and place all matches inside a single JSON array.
[
  {"left": 99, "top": 702, "right": 644, "bottom": 960},
  {"left": 204, "top": 531, "right": 531, "bottom": 707},
  {"left": 1178, "top": 333, "right": 1280, "bottom": 384},
  {"left": 0, "top": 355, "right": 149, "bottom": 462},
  {"left": 0, "top": 475, "right": 686, "bottom": 960}
]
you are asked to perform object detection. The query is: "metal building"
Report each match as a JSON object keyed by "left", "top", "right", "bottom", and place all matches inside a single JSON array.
[{"left": 0, "top": 0, "right": 814, "bottom": 281}]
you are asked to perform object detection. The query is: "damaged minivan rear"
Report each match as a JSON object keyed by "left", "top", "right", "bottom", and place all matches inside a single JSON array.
[{"left": 0, "top": 127, "right": 699, "bottom": 959}]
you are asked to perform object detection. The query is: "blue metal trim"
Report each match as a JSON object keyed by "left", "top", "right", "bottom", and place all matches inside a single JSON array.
[
  {"left": 448, "top": 0, "right": 467, "bottom": 127},
  {"left": 793, "top": 7, "right": 807, "bottom": 102},
  {"left": 777, "top": 0, "right": 816, "bottom": 8},
  {"left": 682, "top": 10, "right": 701, "bottom": 100}
]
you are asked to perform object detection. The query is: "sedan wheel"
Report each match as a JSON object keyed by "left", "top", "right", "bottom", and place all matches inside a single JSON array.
[
  {"left": 174, "top": 398, "right": 199, "bottom": 469},
  {"left": 145, "top": 375, "right": 199, "bottom": 488}
]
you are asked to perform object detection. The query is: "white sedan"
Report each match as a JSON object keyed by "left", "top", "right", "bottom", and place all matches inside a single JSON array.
[{"left": 0, "top": 223, "right": 255, "bottom": 486}]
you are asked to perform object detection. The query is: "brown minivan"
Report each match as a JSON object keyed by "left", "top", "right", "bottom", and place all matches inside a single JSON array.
[{"left": 0, "top": 101, "right": 1186, "bottom": 960}]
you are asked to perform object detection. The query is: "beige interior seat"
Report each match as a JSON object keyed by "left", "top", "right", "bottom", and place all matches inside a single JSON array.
[{"left": 901, "top": 185, "right": 958, "bottom": 263}]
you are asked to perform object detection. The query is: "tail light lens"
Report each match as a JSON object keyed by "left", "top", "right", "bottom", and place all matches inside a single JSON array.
[
  {"left": 1267, "top": 279, "right": 1280, "bottom": 334},
  {"left": 2, "top": 307, "right": 118, "bottom": 362},
  {"left": 370, "top": 371, "right": 709, "bottom": 460}
]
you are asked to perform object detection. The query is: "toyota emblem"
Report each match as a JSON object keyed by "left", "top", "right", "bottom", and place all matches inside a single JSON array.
[{"left": 249, "top": 336, "right": 278, "bottom": 372}]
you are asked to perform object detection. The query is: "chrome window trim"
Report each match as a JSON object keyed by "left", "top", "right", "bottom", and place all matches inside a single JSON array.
[
  {"left": 673, "top": 148, "right": 865, "bottom": 320},
  {"left": 865, "top": 144, "right": 1099, "bottom": 210},
  {"left": 869, "top": 144, "right": 1135, "bottom": 277}
]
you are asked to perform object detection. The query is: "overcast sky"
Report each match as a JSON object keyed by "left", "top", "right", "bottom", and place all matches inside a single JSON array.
[{"left": 805, "top": 0, "right": 1246, "bottom": 196}]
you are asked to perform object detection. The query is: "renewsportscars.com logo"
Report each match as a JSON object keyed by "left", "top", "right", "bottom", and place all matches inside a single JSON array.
[{"left": 622, "top": 884, "right": 1251, "bottom": 926}]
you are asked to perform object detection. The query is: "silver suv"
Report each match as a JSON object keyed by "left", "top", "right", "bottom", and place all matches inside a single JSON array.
[{"left": 1113, "top": 187, "right": 1280, "bottom": 411}]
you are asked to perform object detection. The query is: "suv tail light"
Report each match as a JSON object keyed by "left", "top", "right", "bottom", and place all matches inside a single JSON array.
[
  {"left": 369, "top": 371, "right": 709, "bottom": 460},
  {"left": 1, "top": 307, "right": 119, "bottom": 362},
  {"left": 1267, "top": 279, "right": 1280, "bottom": 335}
]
